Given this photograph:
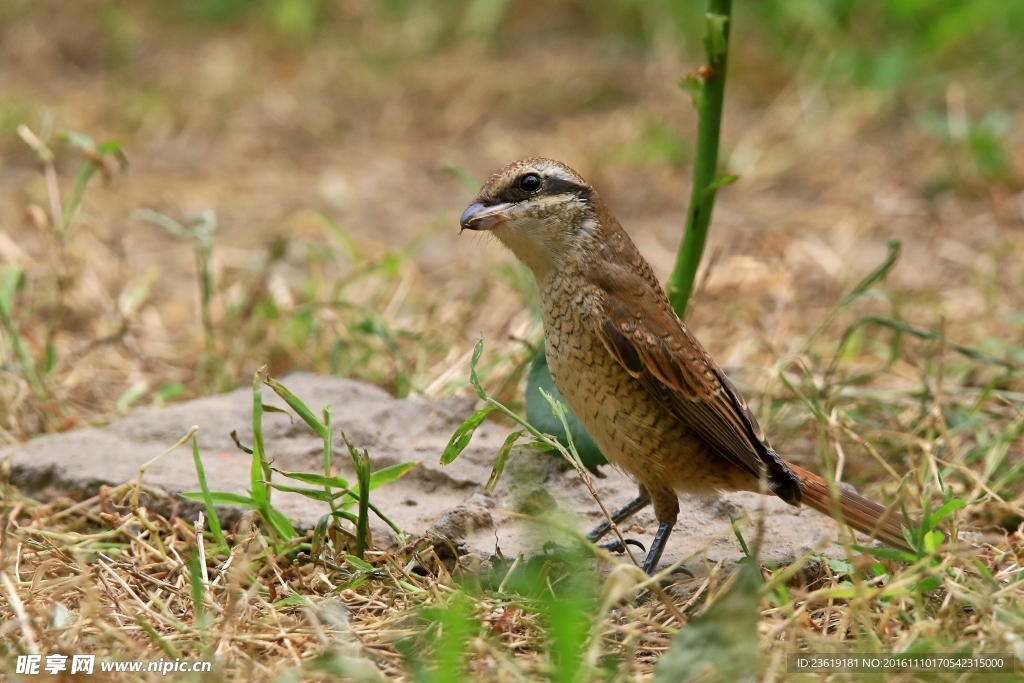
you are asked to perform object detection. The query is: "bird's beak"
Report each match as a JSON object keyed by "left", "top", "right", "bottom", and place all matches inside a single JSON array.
[{"left": 460, "top": 202, "right": 512, "bottom": 232}]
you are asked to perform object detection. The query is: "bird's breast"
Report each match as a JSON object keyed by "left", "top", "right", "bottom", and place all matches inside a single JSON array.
[
  {"left": 539, "top": 279, "right": 668, "bottom": 470},
  {"left": 536, "top": 275, "right": 753, "bottom": 496}
]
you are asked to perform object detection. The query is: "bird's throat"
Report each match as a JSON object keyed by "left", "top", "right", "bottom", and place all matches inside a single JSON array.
[{"left": 493, "top": 229, "right": 557, "bottom": 277}]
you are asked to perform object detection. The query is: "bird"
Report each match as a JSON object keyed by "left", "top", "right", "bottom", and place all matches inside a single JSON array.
[{"left": 460, "top": 157, "right": 912, "bottom": 574}]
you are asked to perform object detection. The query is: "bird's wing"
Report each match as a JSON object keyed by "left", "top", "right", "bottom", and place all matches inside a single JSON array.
[{"left": 594, "top": 265, "right": 800, "bottom": 503}]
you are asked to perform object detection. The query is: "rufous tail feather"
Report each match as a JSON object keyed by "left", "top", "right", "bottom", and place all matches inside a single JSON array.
[{"left": 786, "top": 462, "right": 913, "bottom": 552}]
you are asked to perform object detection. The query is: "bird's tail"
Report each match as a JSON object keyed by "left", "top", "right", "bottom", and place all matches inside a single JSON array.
[{"left": 786, "top": 462, "right": 913, "bottom": 552}]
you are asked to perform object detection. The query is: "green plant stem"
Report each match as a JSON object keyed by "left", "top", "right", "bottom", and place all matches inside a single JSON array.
[
  {"left": 0, "top": 308, "right": 46, "bottom": 401},
  {"left": 322, "top": 407, "right": 342, "bottom": 523},
  {"left": 666, "top": 0, "right": 732, "bottom": 318}
]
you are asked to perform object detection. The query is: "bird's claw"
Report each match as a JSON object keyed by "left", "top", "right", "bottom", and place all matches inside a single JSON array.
[
  {"left": 674, "top": 565, "right": 695, "bottom": 579},
  {"left": 597, "top": 537, "right": 646, "bottom": 554},
  {"left": 540, "top": 540, "right": 588, "bottom": 558},
  {"left": 540, "top": 537, "right": 646, "bottom": 558}
]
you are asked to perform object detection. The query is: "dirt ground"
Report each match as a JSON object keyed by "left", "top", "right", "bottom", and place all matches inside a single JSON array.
[{"left": 3, "top": 6, "right": 1021, "bottom": 426}]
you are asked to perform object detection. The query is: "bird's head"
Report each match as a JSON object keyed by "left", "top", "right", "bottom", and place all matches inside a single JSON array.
[{"left": 460, "top": 158, "right": 605, "bottom": 275}]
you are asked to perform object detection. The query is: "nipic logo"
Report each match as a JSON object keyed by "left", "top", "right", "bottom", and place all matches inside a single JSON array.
[{"left": 15, "top": 654, "right": 213, "bottom": 675}]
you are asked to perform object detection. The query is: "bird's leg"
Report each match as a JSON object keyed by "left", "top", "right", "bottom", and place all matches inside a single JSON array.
[
  {"left": 539, "top": 493, "right": 649, "bottom": 562},
  {"left": 642, "top": 522, "right": 673, "bottom": 574},
  {"left": 586, "top": 492, "right": 651, "bottom": 548},
  {"left": 639, "top": 489, "right": 684, "bottom": 576}
]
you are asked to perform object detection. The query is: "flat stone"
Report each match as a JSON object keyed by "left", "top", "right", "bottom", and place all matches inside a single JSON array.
[{"left": 3, "top": 372, "right": 849, "bottom": 573}]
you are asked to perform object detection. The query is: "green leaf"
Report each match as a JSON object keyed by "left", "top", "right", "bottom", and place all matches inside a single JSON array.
[
  {"left": 333, "top": 509, "right": 360, "bottom": 525},
  {"left": 155, "top": 382, "right": 185, "bottom": 404},
  {"left": 679, "top": 74, "right": 703, "bottom": 109},
  {"left": 838, "top": 239, "right": 901, "bottom": 309},
  {"left": 344, "top": 432, "right": 372, "bottom": 560},
  {"left": 64, "top": 158, "right": 99, "bottom": 224},
  {"left": 191, "top": 438, "right": 226, "bottom": 547},
  {"left": 311, "top": 513, "right": 330, "bottom": 559},
  {"left": 469, "top": 338, "right": 487, "bottom": 400},
  {"left": 655, "top": 559, "right": 760, "bottom": 683},
  {"left": 525, "top": 348, "right": 607, "bottom": 468},
  {"left": 273, "top": 595, "right": 311, "bottom": 608},
  {"left": 261, "top": 403, "right": 294, "bottom": 422},
  {"left": 267, "top": 482, "right": 338, "bottom": 502},
  {"left": 96, "top": 139, "right": 126, "bottom": 158},
  {"left": 277, "top": 461, "right": 417, "bottom": 503},
  {"left": 543, "top": 574, "right": 595, "bottom": 683},
  {"left": 824, "top": 558, "right": 854, "bottom": 577},
  {"left": 180, "top": 491, "right": 257, "bottom": 508},
  {"left": 973, "top": 558, "right": 995, "bottom": 583},
  {"left": 187, "top": 548, "right": 207, "bottom": 627},
  {"left": 704, "top": 12, "right": 730, "bottom": 58},
  {"left": 116, "top": 383, "right": 147, "bottom": 412},
  {"left": 266, "top": 507, "right": 298, "bottom": 541},
  {"left": 251, "top": 373, "right": 269, "bottom": 511},
  {"left": 427, "top": 592, "right": 474, "bottom": 682},
  {"left": 61, "top": 130, "right": 96, "bottom": 151},
  {"left": 441, "top": 405, "right": 494, "bottom": 465},
  {"left": 0, "top": 265, "right": 20, "bottom": 315},
  {"left": 346, "top": 556, "right": 375, "bottom": 573},
  {"left": 923, "top": 530, "right": 943, "bottom": 553},
  {"left": 368, "top": 461, "right": 419, "bottom": 488},
  {"left": 486, "top": 430, "right": 522, "bottom": 492},
  {"left": 853, "top": 544, "right": 917, "bottom": 563},
  {"left": 60, "top": 135, "right": 126, "bottom": 225},
  {"left": 705, "top": 172, "right": 739, "bottom": 194},
  {"left": 278, "top": 471, "right": 350, "bottom": 489},
  {"left": 264, "top": 376, "right": 329, "bottom": 439},
  {"left": 928, "top": 498, "right": 966, "bottom": 531},
  {"left": 839, "top": 316, "right": 1020, "bottom": 372}
]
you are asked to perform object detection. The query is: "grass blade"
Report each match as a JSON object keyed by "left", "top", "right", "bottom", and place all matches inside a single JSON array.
[
  {"left": 250, "top": 373, "right": 270, "bottom": 513},
  {"left": 190, "top": 438, "right": 226, "bottom": 547},
  {"left": 368, "top": 461, "right": 419, "bottom": 488},
  {"left": 264, "top": 375, "right": 330, "bottom": 439},
  {"left": 187, "top": 548, "right": 208, "bottom": 629},
  {"left": 342, "top": 432, "right": 372, "bottom": 560},
  {"left": 841, "top": 315, "right": 1021, "bottom": 371},
  {"left": 277, "top": 471, "right": 350, "bottom": 489},
  {"left": 0, "top": 265, "right": 46, "bottom": 399},
  {"left": 180, "top": 491, "right": 257, "bottom": 507}
]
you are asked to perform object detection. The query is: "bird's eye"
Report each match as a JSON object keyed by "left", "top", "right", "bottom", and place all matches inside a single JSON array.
[{"left": 519, "top": 173, "right": 542, "bottom": 193}]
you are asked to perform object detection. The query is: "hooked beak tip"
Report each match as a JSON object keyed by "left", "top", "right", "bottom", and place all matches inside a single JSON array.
[{"left": 460, "top": 202, "right": 511, "bottom": 232}]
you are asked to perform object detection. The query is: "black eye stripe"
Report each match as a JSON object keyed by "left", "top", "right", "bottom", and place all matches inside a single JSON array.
[
  {"left": 540, "top": 177, "right": 592, "bottom": 199},
  {"left": 490, "top": 174, "right": 592, "bottom": 204}
]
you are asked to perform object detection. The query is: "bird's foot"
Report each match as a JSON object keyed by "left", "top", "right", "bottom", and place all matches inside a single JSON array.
[
  {"left": 597, "top": 538, "right": 646, "bottom": 554},
  {"left": 539, "top": 536, "right": 645, "bottom": 561}
]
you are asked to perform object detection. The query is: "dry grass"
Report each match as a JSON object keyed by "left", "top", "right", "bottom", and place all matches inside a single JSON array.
[
  {"left": 3, "top": 470, "right": 1023, "bottom": 681},
  {"left": 3, "top": 2, "right": 1024, "bottom": 681}
]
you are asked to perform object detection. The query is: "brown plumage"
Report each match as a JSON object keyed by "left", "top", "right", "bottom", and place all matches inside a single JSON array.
[{"left": 460, "top": 157, "right": 912, "bottom": 572}]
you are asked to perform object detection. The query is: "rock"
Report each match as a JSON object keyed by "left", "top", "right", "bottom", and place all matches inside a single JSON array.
[
  {"left": 2, "top": 372, "right": 851, "bottom": 573},
  {"left": 1, "top": 373, "right": 507, "bottom": 540},
  {"left": 426, "top": 504, "right": 494, "bottom": 541}
]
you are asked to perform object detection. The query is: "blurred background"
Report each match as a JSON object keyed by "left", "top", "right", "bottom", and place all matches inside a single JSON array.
[{"left": 1, "top": 0, "right": 1023, "bottom": 464}]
